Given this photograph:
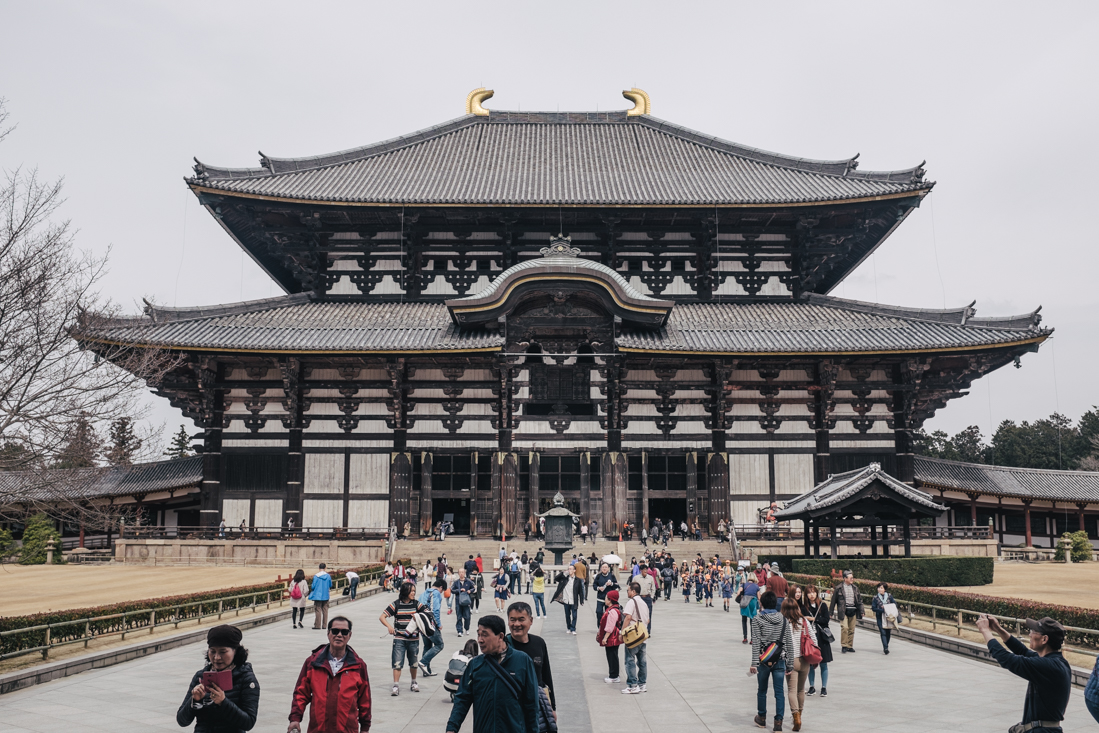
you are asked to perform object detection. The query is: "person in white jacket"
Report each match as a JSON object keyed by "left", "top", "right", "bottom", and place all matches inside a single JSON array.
[{"left": 781, "top": 585, "right": 817, "bottom": 731}]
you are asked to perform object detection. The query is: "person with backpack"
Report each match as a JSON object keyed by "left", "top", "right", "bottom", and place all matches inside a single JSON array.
[
  {"left": 739, "top": 580, "right": 760, "bottom": 644},
  {"left": 597, "top": 589, "right": 624, "bottom": 684},
  {"left": 782, "top": 586, "right": 818, "bottom": 731},
  {"left": 620, "top": 581, "right": 649, "bottom": 694},
  {"left": 418, "top": 579, "right": 446, "bottom": 677},
  {"left": 452, "top": 568, "right": 476, "bottom": 638},
  {"left": 307, "top": 563, "right": 332, "bottom": 630},
  {"left": 750, "top": 590, "right": 794, "bottom": 731},
  {"left": 507, "top": 556, "right": 522, "bottom": 595},
  {"left": 471, "top": 571, "right": 484, "bottom": 612},
  {"left": 379, "top": 582, "right": 432, "bottom": 697},
  {"left": 446, "top": 615, "right": 539, "bottom": 733},
  {"left": 444, "top": 639, "right": 481, "bottom": 702},
  {"left": 721, "top": 574, "right": 735, "bottom": 612},
  {"left": 289, "top": 569, "right": 308, "bottom": 629}
]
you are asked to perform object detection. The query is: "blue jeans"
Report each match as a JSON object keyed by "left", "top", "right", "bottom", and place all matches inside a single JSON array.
[
  {"left": 509, "top": 573, "right": 520, "bottom": 594},
  {"left": 757, "top": 660, "right": 786, "bottom": 721},
  {"left": 421, "top": 628, "right": 444, "bottom": 671},
  {"left": 625, "top": 642, "right": 647, "bottom": 687},
  {"left": 456, "top": 603, "right": 472, "bottom": 634},
  {"left": 563, "top": 603, "right": 577, "bottom": 632},
  {"left": 808, "top": 662, "right": 828, "bottom": 689},
  {"left": 533, "top": 593, "right": 546, "bottom": 616},
  {"left": 349, "top": 577, "right": 359, "bottom": 600},
  {"left": 391, "top": 637, "right": 419, "bottom": 670}
]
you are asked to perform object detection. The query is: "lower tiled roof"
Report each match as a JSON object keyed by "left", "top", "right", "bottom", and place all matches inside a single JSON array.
[
  {"left": 777, "top": 463, "right": 945, "bottom": 519},
  {"left": 0, "top": 457, "right": 202, "bottom": 504},
  {"left": 84, "top": 294, "right": 1046, "bottom": 355},
  {"left": 914, "top": 457, "right": 1099, "bottom": 503}
]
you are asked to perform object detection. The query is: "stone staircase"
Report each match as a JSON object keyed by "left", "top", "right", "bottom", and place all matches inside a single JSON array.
[{"left": 392, "top": 536, "right": 741, "bottom": 568}]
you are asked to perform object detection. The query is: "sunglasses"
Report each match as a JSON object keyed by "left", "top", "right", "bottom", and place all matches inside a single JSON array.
[{"left": 328, "top": 628, "right": 351, "bottom": 636}]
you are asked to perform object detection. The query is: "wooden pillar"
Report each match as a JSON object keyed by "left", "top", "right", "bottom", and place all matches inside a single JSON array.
[
  {"left": 529, "top": 451, "right": 540, "bottom": 530},
  {"left": 813, "top": 522, "right": 821, "bottom": 559},
  {"left": 903, "top": 514, "right": 912, "bottom": 557},
  {"left": 870, "top": 524, "right": 878, "bottom": 557},
  {"left": 883, "top": 524, "right": 890, "bottom": 557},
  {"left": 492, "top": 452, "right": 519, "bottom": 539},
  {"left": 707, "top": 452, "right": 730, "bottom": 534},
  {"left": 390, "top": 452, "right": 412, "bottom": 532},
  {"left": 420, "top": 452, "right": 433, "bottom": 536},
  {"left": 606, "top": 358, "right": 622, "bottom": 452},
  {"left": 469, "top": 451, "right": 479, "bottom": 537},
  {"left": 1049, "top": 502, "right": 1057, "bottom": 549},
  {"left": 813, "top": 361, "right": 836, "bottom": 484},
  {"left": 641, "top": 452, "right": 650, "bottom": 531},
  {"left": 78, "top": 521, "right": 85, "bottom": 549},
  {"left": 1023, "top": 500, "right": 1033, "bottom": 547},
  {"left": 579, "top": 452, "right": 591, "bottom": 524},
  {"left": 803, "top": 518, "right": 811, "bottom": 556},
  {"left": 199, "top": 361, "right": 224, "bottom": 529},
  {"left": 686, "top": 452, "right": 698, "bottom": 529},
  {"left": 601, "top": 452, "right": 627, "bottom": 537},
  {"left": 1079, "top": 503, "right": 1088, "bottom": 533},
  {"left": 997, "top": 497, "right": 1005, "bottom": 545},
  {"left": 829, "top": 515, "right": 839, "bottom": 559},
  {"left": 970, "top": 494, "right": 978, "bottom": 526},
  {"left": 891, "top": 367, "right": 914, "bottom": 483}
]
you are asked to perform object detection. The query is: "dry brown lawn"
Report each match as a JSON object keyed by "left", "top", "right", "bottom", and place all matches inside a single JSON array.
[
  {"left": 953, "top": 561, "right": 1099, "bottom": 609},
  {"left": 0, "top": 564, "right": 289, "bottom": 617}
]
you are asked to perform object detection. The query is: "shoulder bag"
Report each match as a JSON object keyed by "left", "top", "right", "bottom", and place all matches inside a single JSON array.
[{"left": 800, "top": 618, "right": 823, "bottom": 665}]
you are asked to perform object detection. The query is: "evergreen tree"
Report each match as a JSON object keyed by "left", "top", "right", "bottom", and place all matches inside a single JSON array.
[
  {"left": 164, "top": 425, "right": 194, "bottom": 460},
  {"left": 52, "top": 414, "right": 100, "bottom": 468},
  {"left": 104, "top": 417, "right": 142, "bottom": 466},
  {"left": 19, "top": 513, "right": 62, "bottom": 564},
  {"left": 0, "top": 441, "right": 32, "bottom": 471}
]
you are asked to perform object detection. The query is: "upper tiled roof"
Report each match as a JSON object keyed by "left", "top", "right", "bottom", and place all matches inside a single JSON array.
[
  {"left": 617, "top": 295, "right": 1047, "bottom": 354},
  {"left": 777, "top": 463, "right": 945, "bottom": 519},
  {"left": 914, "top": 457, "right": 1099, "bottom": 503},
  {"left": 83, "top": 293, "right": 1046, "bottom": 355},
  {"left": 189, "top": 112, "right": 931, "bottom": 207},
  {"left": 0, "top": 457, "right": 202, "bottom": 504}
]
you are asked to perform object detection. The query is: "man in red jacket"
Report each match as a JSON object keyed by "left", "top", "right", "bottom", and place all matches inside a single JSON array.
[{"left": 288, "top": 616, "right": 371, "bottom": 733}]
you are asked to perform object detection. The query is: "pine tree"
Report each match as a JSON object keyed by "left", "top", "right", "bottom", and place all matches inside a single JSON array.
[
  {"left": 164, "top": 425, "right": 194, "bottom": 460},
  {"left": 105, "top": 417, "right": 142, "bottom": 466},
  {"left": 53, "top": 414, "right": 101, "bottom": 468}
]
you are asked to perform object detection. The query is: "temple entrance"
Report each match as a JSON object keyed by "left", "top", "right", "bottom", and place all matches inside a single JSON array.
[
  {"left": 649, "top": 498, "right": 688, "bottom": 530},
  {"left": 432, "top": 498, "right": 471, "bottom": 535}
]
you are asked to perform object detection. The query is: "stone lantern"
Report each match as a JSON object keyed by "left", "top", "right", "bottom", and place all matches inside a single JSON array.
[{"left": 537, "top": 492, "right": 579, "bottom": 565}]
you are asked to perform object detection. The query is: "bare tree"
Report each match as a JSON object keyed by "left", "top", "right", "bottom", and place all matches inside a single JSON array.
[
  {"left": 0, "top": 99, "right": 177, "bottom": 525},
  {"left": 1081, "top": 436, "right": 1099, "bottom": 473}
]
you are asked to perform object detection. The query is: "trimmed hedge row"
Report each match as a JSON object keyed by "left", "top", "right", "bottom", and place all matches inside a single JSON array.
[
  {"left": 755, "top": 555, "right": 993, "bottom": 587},
  {"left": 786, "top": 572, "right": 1099, "bottom": 643},
  {"left": 0, "top": 563, "right": 383, "bottom": 658}
]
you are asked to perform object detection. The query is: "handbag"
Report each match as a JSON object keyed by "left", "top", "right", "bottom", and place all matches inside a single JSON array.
[{"left": 800, "top": 618, "right": 823, "bottom": 665}]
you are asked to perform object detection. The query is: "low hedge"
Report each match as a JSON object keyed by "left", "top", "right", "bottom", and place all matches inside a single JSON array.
[
  {"left": 755, "top": 555, "right": 992, "bottom": 587},
  {"left": 0, "top": 563, "right": 383, "bottom": 658},
  {"left": 786, "top": 572, "right": 1099, "bottom": 645}
]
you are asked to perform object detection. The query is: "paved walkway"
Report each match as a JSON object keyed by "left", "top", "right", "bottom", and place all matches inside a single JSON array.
[{"left": 1, "top": 581, "right": 1096, "bottom": 732}]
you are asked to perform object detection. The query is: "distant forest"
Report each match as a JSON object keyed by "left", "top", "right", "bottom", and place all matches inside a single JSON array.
[{"left": 913, "top": 408, "right": 1099, "bottom": 471}]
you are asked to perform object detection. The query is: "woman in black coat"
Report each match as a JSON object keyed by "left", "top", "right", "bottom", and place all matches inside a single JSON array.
[
  {"left": 592, "top": 562, "right": 620, "bottom": 621},
  {"left": 802, "top": 585, "right": 833, "bottom": 698},
  {"left": 177, "top": 625, "right": 260, "bottom": 733}
]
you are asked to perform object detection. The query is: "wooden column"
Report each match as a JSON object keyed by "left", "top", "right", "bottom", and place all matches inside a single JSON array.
[
  {"left": 281, "top": 357, "right": 305, "bottom": 529},
  {"left": 529, "top": 452, "right": 540, "bottom": 530},
  {"left": 579, "top": 452, "right": 591, "bottom": 524},
  {"left": 813, "top": 522, "right": 821, "bottom": 559},
  {"left": 199, "top": 360, "right": 224, "bottom": 529},
  {"left": 469, "top": 451, "right": 479, "bottom": 537},
  {"left": 803, "top": 518, "right": 811, "bottom": 556},
  {"left": 493, "top": 452, "right": 519, "bottom": 539},
  {"left": 1048, "top": 502, "right": 1057, "bottom": 548},
  {"left": 605, "top": 358, "right": 623, "bottom": 452},
  {"left": 883, "top": 524, "right": 890, "bottom": 557},
  {"left": 1078, "top": 503, "right": 1088, "bottom": 533},
  {"left": 997, "top": 497, "right": 1005, "bottom": 545},
  {"left": 420, "top": 452, "right": 433, "bottom": 536},
  {"left": 813, "top": 362, "right": 836, "bottom": 484},
  {"left": 390, "top": 452, "right": 412, "bottom": 532},
  {"left": 1023, "top": 500, "right": 1033, "bottom": 547},
  {"left": 969, "top": 494, "right": 978, "bottom": 526},
  {"left": 707, "top": 452, "right": 730, "bottom": 534},
  {"left": 829, "top": 515, "right": 839, "bottom": 559},
  {"left": 601, "top": 452, "right": 627, "bottom": 537},
  {"left": 903, "top": 513, "right": 912, "bottom": 557},
  {"left": 686, "top": 452, "right": 698, "bottom": 529},
  {"left": 870, "top": 525, "right": 878, "bottom": 557},
  {"left": 641, "top": 452, "right": 650, "bottom": 531},
  {"left": 891, "top": 367, "right": 914, "bottom": 484}
]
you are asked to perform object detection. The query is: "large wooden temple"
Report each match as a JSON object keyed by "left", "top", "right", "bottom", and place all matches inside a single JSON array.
[{"left": 80, "top": 89, "right": 1051, "bottom": 538}]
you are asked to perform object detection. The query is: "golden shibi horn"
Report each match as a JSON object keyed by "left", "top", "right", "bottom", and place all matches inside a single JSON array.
[
  {"left": 622, "top": 87, "right": 651, "bottom": 116},
  {"left": 465, "top": 88, "right": 494, "bottom": 116}
]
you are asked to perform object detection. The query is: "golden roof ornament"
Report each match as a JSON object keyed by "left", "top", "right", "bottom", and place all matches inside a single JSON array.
[
  {"left": 540, "top": 234, "right": 580, "bottom": 258},
  {"left": 465, "top": 88, "right": 494, "bottom": 116},
  {"left": 622, "top": 87, "right": 651, "bottom": 116}
]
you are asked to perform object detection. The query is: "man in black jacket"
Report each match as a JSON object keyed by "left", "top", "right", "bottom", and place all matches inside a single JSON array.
[
  {"left": 447, "top": 615, "right": 539, "bottom": 733},
  {"left": 829, "top": 571, "right": 863, "bottom": 653},
  {"left": 507, "top": 602, "right": 557, "bottom": 716},
  {"left": 977, "top": 615, "right": 1070, "bottom": 732}
]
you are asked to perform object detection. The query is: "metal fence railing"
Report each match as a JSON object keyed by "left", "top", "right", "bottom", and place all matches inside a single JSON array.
[
  {"left": 118, "top": 525, "right": 389, "bottom": 541},
  {"left": 0, "top": 567, "right": 383, "bottom": 662}
]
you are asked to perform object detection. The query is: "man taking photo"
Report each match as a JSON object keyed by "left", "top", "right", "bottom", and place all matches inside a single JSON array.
[
  {"left": 446, "top": 615, "right": 539, "bottom": 733},
  {"left": 976, "top": 614, "right": 1070, "bottom": 732},
  {"left": 288, "top": 616, "right": 370, "bottom": 733}
]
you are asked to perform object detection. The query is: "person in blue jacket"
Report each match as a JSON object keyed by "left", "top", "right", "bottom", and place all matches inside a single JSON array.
[
  {"left": 418, "top": 579, "right": 446, "bottom": 676},
  {"left": 446, "top": 615, "right": 539, "bottom": 733},
  {"left": 307, "top": 563, "right": 332, "bottom": 630}
]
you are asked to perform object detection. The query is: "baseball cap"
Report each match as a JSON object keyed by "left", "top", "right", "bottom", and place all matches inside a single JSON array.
[{"left": 1025, "top": 617, "right": 1065, "bottom": 646}]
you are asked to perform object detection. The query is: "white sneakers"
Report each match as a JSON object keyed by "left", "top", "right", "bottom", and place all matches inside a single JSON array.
[
  {"left": 639, "top": 684, "right": 647, "bottom": 692},
  {"left": 410, "top": 681, "right": 420, "bottom": 693},
  {"left": 391, "top": 684, "right": 399, "bottom": 696},
  {"left": 621, "top": 686, "right": 640, "bottom": 694},
  {"left": 604, "top": 677, "right": 620, "bottom": 683}
]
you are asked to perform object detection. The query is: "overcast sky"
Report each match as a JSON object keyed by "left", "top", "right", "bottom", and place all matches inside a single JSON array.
[{"left": 2, "top": 1, "right": 1097, "bottom": 450}]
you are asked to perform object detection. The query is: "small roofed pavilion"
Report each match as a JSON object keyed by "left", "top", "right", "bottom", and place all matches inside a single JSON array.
[{"left": 776, "top": 463, "right": 946, "bottom": 558}]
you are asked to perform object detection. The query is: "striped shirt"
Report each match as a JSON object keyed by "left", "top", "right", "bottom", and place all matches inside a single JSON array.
[{"left": 383, "top": 599, "right": 427, "bottom": 639}]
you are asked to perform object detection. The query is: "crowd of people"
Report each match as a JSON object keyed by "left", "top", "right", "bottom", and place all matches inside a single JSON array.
[{"left": 175, "top": 548, "right": 1094, "bottom": 733}]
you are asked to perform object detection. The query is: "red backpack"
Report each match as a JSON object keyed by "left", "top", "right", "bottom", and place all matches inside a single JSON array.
[{"left": 290, "top": 582, "right": 303, "bottom": 600}]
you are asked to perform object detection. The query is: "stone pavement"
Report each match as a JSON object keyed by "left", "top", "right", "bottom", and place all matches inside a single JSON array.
[{"left": 1, "top": 578, "right": 1096, "bottom": 732}]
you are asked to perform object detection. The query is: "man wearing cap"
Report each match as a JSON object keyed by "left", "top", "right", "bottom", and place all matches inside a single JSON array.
[
  {"left": 765, "top": 563, "right": 787, "bottom": 612},
  {"left": 976, "top": 615, "right": 1071, "bottom": 732}
]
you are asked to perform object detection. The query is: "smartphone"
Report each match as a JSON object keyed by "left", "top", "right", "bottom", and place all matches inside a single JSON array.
[{"left": 201, "top": 670, "right": 233, "bottom": 691}]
